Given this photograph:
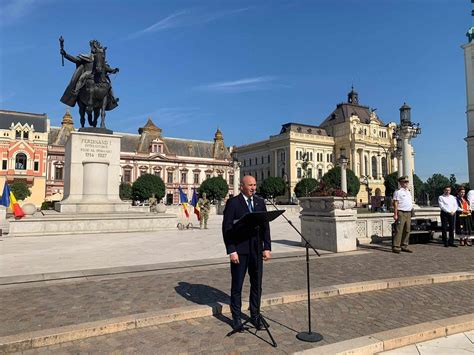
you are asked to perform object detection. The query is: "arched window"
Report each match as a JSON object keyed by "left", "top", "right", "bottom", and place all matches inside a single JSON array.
[
  {"left": 15, "top": 153, "right": 27, "bottom": 170},
  {"left": 371, "top": 156, "right": 377, "bottom": 179},
  {"left": 381, "top": 157, "right": 388, "bottom": 177},
  {"left": 364, "top": 156, "right": 368, "bottom": 176}
]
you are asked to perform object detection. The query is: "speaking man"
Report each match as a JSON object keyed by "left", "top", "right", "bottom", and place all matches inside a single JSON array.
[{"left": 222, "top": 175, "right": 271, "bottom": 331}]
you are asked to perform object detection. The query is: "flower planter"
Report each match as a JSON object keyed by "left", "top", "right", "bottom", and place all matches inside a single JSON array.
[{"left": 299, "top": 196, "right": 357, "bottom": 253}]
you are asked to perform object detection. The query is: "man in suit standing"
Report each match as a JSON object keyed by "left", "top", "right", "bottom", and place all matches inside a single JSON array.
[{"left": 222, "top": 175, "right": 271, "bottom": 331}]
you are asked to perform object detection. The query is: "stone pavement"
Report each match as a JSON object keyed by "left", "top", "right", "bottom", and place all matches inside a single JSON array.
[
  {"left": 0, "top": 214, "right": 303, "bottom": 277},
  {"left": 0, "top": 242, "right": 472, "bottom": 338},
  {"left": 14, "top": 281, "right": 474, "bottom": 354},
  {"left": 380, "top": 330, "right": 474, "bottom": 354}
]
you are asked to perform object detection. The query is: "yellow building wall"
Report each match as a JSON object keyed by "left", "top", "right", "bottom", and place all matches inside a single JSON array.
[{"left": 0, "top": 176, "right": 46, "bottom": 209}]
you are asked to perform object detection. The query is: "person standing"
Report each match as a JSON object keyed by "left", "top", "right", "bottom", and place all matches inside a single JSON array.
[
  {"left": 456, "top": 187, "right": 472, "bottom": 246},
  {"left": 197, "top": 193, "right": 211, "bottom": 229},
  {"left": 392, "top": 176, "right": 414, "bottom": 254},
  {"left": 222, "top": 175, "right": 271, "bottom": 331},
  {"left": 438, "top": 186, "right": 458, "bottom": 247}
]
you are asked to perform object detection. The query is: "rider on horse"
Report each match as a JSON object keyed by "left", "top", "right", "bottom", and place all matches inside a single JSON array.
[{"left": 60, "top": 39, "right": 119, "bottom": 112}]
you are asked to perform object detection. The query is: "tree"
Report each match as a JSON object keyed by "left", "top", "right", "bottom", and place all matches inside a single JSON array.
[
  {"left": 321, "top": 167, "right": 360, "bottom": 197},
  {"left": 294, "top": 178, "right": 318, "bottom": 198},
  {"left": 131, "top": 174, "right": 165, "bottom": 201},
  {"left": 198, "top": 176, "right": 228, "bottom": 202},
  {"left": 384, "top": 172, "right": 399, "bottom": 198},
  {"left": 424, "top": 173, "right": 450, "bottom": 204},
  {"left": 119, "top": 182, "right": 132, "bottom": 200},
  {"left": 413, "top": 174, "right": 424, "bottom": 201},
  {"left": 258, "top": 177, "right": 286, "bottom": 199},
  {"left": 10, "top": 181, "right": 31, "bottom": 201}
]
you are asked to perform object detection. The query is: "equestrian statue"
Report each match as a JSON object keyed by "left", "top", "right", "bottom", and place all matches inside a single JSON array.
[{"left": 59, "top": 37, "right": 119, "bottom": 129}]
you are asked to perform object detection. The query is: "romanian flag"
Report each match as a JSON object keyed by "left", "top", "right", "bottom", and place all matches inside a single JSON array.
[
  {"left": 178, "top": 186, "right": 190, "bottom": 218},
  {"left": 1, "top": 182, "right": 25, "bottom": 219},
  {"left": 190, "top": 189, "right": 200, "bottom": 221}
]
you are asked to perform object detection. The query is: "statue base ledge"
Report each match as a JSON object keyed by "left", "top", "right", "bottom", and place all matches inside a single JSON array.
[{"left": 78, "top": 127, "right": 113, "bottom": 135}]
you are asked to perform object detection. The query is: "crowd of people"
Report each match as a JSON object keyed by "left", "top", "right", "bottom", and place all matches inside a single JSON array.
[
  {"left": 438, "top": 185, "right": 473, "bottom": 247},
  {"left": 392, "top": 176, "right": 473, "bottom": 253}
]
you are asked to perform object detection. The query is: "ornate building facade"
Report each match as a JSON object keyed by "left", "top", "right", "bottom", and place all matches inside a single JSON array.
[
  {"left": 234, "top": 89, "right": 408, "bottom": 203},
  {"left": 0, "top": 110, "right": 49, "bottom": 206},
  {"left": 46, "top": 112, "right": 239, "bottom": 204}
]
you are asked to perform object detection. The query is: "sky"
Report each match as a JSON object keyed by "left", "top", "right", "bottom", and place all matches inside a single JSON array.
[{"left": 0, "top": 0, "right": 471, "bottom": 182}]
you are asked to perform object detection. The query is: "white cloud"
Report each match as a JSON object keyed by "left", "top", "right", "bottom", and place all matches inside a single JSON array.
[
  {"left": 125, "top": 7, "right": 251, "bottom": 40},
  {"left": 196, "top": 76, "right": 285, "bottom": 93},
  {"left": 0, "top": 0, "right": 42, "bottom": 27}
]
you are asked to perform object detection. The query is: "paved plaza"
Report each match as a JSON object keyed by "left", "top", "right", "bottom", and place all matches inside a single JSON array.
[{"left": 0, "top": 214, "right": 473, "bottom": 354}]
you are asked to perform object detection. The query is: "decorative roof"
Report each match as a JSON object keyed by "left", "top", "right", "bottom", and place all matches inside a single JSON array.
[
  {"left": 61, "top": 108, "right": 74, "bottom": 126},
  {"left": 138, "top": 117, "right": 162, "bottom": 135},
  {"left": 279, "top": 123, "right": 328, "bottom": 136},
  {"left": 0, "top": 109, "right": 49, "bottom": 132},
  {"left": 214, "top": 127, "right": 223, "bottom": 141},
  {"left": 320, "top": 88, "right": 384, "bottom": 127}
]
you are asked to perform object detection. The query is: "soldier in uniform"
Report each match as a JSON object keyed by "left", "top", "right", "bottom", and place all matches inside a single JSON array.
[
  {"left": 148, "top": 193, "right": 158, "bottom": 213},
  {"left": 198, "top": 193, "right": 211, "bottom": 229},
  {"left": 392, "top": 176, "right": 414, "bottom": 254}
]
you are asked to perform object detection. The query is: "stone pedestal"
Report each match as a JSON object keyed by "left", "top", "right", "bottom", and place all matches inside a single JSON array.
[
  {"left": 55, "top": 131, "right": 128, "bottom": 213},
  {"left": 299, "top": 197, "right": 357, "bottom": 253}
]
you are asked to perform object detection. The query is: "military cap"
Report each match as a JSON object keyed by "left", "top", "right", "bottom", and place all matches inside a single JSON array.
[{"left": 398, "top": 176, "right": 409, "bottom": 182}]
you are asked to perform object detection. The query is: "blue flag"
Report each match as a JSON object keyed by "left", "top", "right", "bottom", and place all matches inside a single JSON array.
[{"left": 1, "top": 182, "right": 11, "bottom": 208}]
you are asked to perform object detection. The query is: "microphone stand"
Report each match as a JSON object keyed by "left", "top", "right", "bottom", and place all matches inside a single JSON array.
[{"left": 265, "top": 196, "right": 323, "bottom": 343}]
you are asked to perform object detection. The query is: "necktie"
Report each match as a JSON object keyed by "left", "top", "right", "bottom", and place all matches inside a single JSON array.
[{"left": 247, "top": 198, "right": 254, "bottom": 212}]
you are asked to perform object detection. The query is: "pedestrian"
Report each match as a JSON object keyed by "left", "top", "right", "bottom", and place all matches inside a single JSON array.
[
  {"left": 222, "top": 175, "right": 271, "bottom": 332},
  {"left": 456, "top": 187, "right": 472, "bottom": 246},
  {"left": 438, "top": 186, "right": 458, "bottom": 247},
  {"left": 392, "top": 176, "right": 414, "bottom": 254}
]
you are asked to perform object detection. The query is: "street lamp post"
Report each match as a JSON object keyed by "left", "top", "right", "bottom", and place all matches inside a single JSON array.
[
  {"left": 361, "top": 175, "right": 372, "bottom": 210},
  {"left": 283, "top": 173, "right": 291, "bottom": 203},
  {"left": 338, "top": 155, "right": 349, "bottom": 194}
]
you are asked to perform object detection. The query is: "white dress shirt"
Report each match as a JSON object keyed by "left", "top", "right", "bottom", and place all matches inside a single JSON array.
[
  {"left": 438, "top": 194, "right": 457, "bottom": 213},
  {"left": 467, "top": 190, "right": 474, "bottom": 211},
  {"left": 393, "top": 187, "right": 413, "bottom": 212}
]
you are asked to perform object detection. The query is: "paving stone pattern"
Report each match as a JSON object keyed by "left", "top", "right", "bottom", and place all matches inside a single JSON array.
[
  {"left": 17, "top": 281, "right": 474, "bottom": 354},
  {"left": 0, "top": 244, "right": 473, "bottom": 337}
]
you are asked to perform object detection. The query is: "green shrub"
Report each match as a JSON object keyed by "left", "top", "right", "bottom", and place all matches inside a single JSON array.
[
  {"left": 131, "top": 174, "right": 165, "bottom": 201},
  {"left": 10, "top": 181, "right": 31, "bottom": 201},
  {"left": 294, "top": 178, "right": 318, "bottom": 198},
  {"left": 119, "top": 182, "right": 132, "bottom": 200},
  {"left": 258, "top": 177, "right": 286, "bottom": 199},
  {"left": 321, "top": 167, "right": 360, "bottom": 197},
  {"left": 198, "top": 176, "right": 228, "bottom": 202}
]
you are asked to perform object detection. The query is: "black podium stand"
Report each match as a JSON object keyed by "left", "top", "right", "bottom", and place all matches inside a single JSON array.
[{"left": 226, "top": 209, "right": 284, "bottom": 347}]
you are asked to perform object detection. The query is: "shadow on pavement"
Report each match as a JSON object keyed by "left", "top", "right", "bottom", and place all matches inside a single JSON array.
[
  {"left": 272, "top": 239, "right": 302, "bottom": 247},
  {"left": 175, "top": 281, "right": 230, "bottom": 304}
]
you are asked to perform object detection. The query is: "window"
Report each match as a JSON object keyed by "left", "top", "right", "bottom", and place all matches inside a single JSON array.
[
  {"left": 371, "top": 156, "right": 377, "bottom": 178},
  {"left": 307, "top": 168, "right": 312, "bottom": 178},
  {"left": 318, "top": 169, "right": 323, "bottom": 179},
  {"left": 167, "top": 172, "right": 173, "bottom": 184},
  {"left": 206, "top": 173, "right": 211, "bottom": 180},
  {"left": 154, "top": 170, "right": 161, "bottom": 177},
  {"left": 140, "top": 170, "right": 147, "bottom": 176},
  {"left": 364, "top": 156, "right": 368, "bottom": 176},
  {"left": 267, "top": 170, "right": 270, "bottom": 177},
  {"left": 261, "top": 156, "right": 264, "bottom": 164},
  {"left": 34, "top": 161, "right": 39, "bottom": 171},
  {"left": 2, "top": 160, "right": 7, "bottom": 170},
  {"left": 296, "top": 151, "right": 299, "bottom": 160},
  {"left": 297, "top": 167, "right": 302, "bottom": 179},
  {"left": 267, "top": 155, "right": 270, "bottom": 163},
  {"left": 249, "top": 159, "right": 252, "bottom": 166},
  {"left": 123, "top": 169, "right": 131, "bottom": 183},
  {"left": 54, "top": 166, "right": 63, "bottom": 180},
  {"left": 15, "top": 131, "right": 21, "bottom": 139},
  {"left": 382, "top": 157, "right": 388, "bottom": 177},
  {"left": 243, "top": 159, "right": 246, "bottom": 167},
  {"left": 229, "top": 175, "right": 234, "bottom": 185},
  {"left": 181, "top": 172, "right": 187, "bottom": 184},
  {"left": 261, "top": 171, "right": 264, "bottom": 181},
  {"left": 255, "top": 157, "right": 258, "bottom": 165},
  {"left": 194, "top": 173, "right": 200, "bottom": 184},
  {"left": 23, "top": 131, "right": 29, "bottom": 140},
  {"left": 15, "top": 153, "right": 27, "bottom": 170}
]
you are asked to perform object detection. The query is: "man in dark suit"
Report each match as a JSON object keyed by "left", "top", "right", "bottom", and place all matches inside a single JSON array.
[{"left": 222, "top": 175, "right": 271, "bottom": 331}]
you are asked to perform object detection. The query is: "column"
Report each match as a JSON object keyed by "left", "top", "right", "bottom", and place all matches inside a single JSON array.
[
  {"left": 360, "top": 149, "right": 365, "bottom": 176},
  {"left": 401, "top": 129, "right": 415, "bottom": 202},
  {"left": 463, "top": 41, "right": 474, "bottom": 187}
]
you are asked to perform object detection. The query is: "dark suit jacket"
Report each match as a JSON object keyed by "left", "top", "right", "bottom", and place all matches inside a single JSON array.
[{"left": 222, "top": 194, "right": 271, "bottom": 255}]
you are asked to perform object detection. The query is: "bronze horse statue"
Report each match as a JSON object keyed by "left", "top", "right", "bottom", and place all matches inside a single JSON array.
[{"left": 60, "top": 39, "right": 119, "bottom": 129}]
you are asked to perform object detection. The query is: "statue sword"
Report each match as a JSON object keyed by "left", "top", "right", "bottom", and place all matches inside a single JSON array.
[{"left": 59, "top": 36, "right": 64, "bottom": 66}]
